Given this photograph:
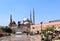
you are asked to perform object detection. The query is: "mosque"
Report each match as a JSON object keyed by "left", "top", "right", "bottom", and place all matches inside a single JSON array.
[
  {"left": 8, "top": 9, "right": 35, "bottom": 32},
  {"left": 8, "top": 9, "right": 60, "bottom": 34}
]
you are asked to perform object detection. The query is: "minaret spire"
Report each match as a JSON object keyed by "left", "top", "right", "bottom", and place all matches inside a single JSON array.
[
  {"left": 10, "top": 14, "right": 12, "bottom": 24},
  {"left": 30, "top": 11, "right": 32, "bottom": 23},
  {"left": 33, "top": 8, "right": 35, "bottom": 24},
  {"left": 9, "top": 14, "right": 12, "bottom": 27}
]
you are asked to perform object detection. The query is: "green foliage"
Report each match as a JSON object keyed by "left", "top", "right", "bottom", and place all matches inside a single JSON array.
[
  {"left": 0, "top": 26, "right": 12, "bottom": 33},
  {"left": 58, "top": 37, "right": 60, "bottom": 39},
  {"left": 44, "top": 33, "right": 48, "bottom": 37},
  {"left": 0, "top": 27, "right": 6, "bottom": 32},
  {"left": 56, "top": 37, "right": 60, "bottom": 40},
  {"left": 41, "top": 26, "right": 55, "bottom": 37},
  {"left": 46, "top": 26, "right": 55, "bottom": 31},
  {"left": 41, "top": 29, "right": 46, "bottom": 34},
  {"left": 5, "top": 27, "right": 12, "bottom": 33}
]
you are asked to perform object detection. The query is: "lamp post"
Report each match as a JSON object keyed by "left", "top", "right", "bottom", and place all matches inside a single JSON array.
[{"left": 40, "top": 22, "right": 43, "bottom": 41}]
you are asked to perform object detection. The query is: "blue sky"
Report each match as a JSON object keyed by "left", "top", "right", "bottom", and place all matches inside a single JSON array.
[{"left": 0, "top": 0, "right": 60, "bottom": 26}]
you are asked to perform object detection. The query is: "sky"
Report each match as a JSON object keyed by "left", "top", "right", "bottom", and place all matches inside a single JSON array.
[{"left": 0, "top": 0, "right": 60, "bottom": 26}]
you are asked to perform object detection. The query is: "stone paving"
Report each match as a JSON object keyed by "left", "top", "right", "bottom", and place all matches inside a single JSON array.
[
  {"left": 0, "top": 34, "right": 41, "bottom": 41},
  {"left": 30, "top": 35, "right": 41, "bottom": 41}
]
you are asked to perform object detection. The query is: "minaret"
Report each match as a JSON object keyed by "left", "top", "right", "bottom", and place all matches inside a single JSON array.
[
  {"left": 33, "top": 8, "right": 35, "bottom": 24},
  {"left": 30, "top": 11, "right": 32, "bottom": 23},
  {"left": 9, "top": 14, "right": 12, "bottom": 27},
  {"left": 10, "top": 14, "right": 12, "bottom": 24}
]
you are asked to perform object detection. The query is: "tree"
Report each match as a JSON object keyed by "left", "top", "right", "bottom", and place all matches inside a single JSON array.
[
  {"left": 0, "top": 27, "right": 6, "bottom": 32},
  {"left": 5, "top": 27, "right": 12, "bottom": 33},
  {"left": 0, "top": 26, "right": 12, "bottom": 33}
]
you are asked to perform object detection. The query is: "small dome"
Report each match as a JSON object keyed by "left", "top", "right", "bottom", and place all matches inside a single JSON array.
[
  {"left": 24, "top": 22, "right": 30, "bottom": 25},
  {"left": 23, "top": 18, "right": 28, "bottom": 21}
]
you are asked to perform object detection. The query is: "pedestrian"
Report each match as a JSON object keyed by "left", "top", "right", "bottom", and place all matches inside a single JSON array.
[
  {"left": 26, "top": 32, "right": 29, "bottom": 36},
  {"left": 44, "top": 36, "right": 51, "bottom": 41}
]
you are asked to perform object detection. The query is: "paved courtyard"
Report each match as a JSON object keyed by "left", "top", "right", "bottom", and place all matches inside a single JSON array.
[{"left": 0, "top": 34, "right": 41, "bottom": 41}]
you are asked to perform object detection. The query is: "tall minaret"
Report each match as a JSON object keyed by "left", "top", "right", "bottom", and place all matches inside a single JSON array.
[
  {"left": 30, "top": 11, "right": 32, "bottom": 23},
  {"left": 9, "top": 14, "right": 12, "bottom": 27},
  {"left": 10, "top": 14, "right": 12, "bottom": 24},
  {"left": 33, "top": 8, "right": 35, "bottom": 24}
]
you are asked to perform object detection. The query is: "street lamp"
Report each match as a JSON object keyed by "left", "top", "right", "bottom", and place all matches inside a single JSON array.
[
  {"left": 40, "top": 22, "right": 43, "bottom": 33},
  {"left": 40, "top": 22, "right": 43, "bottom": 41}
]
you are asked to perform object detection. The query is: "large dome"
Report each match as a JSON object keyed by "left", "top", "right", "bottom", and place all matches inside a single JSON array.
[{"left": 23, "top": 18, "right": 29, "bottom": 21}]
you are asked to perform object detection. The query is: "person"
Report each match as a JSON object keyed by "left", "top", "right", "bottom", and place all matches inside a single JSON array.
[
  {"left": 26, "top": 31, "right": 29, "bottom": 35},
  {"left": 0, "top": 34, "right": 3, "bottom": 37},
  {"left": 44, "top": 36, "right": 51, "bottom": 41},
  {"left": 45, "top": 33, "right": 53, "bottom": 41},
  {"left": 42, "top": 38, "right": 45, "bottom": 41}
]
